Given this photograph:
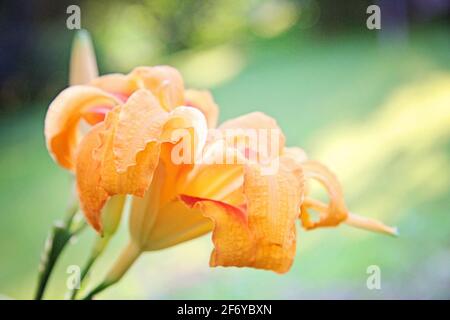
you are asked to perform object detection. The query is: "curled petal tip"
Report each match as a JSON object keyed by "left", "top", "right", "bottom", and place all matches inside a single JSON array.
[
  {"left": 391, "top": 227, "right": 399, "bottom": 238},
  {"left": 345, "top": 212, "right": 398, "bottom": 237}
]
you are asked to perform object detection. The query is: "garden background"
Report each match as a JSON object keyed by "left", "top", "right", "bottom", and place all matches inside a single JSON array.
[{"left": 0, "top": 0, "right": 449, "bottom": 299}]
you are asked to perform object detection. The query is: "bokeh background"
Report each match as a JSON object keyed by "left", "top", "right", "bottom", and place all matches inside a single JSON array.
[{"left": 0, "top": 0, "right": 449, "bottom": 299}]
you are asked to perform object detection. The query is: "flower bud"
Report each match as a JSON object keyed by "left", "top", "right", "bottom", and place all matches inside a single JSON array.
[
  {"left": 69, "top": 29, "right": 98, "bottom": 85},
  {"left": 101, "top": 195, "right": 126, "bottom": 237}
]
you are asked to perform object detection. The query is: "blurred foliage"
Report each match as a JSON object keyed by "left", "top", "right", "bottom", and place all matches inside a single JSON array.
[
  {"left": 1, "top": 0, "right": 448, "bottom": 113},
  {"left": 0, "top": 0, "right": 449, "bottom": 299}
]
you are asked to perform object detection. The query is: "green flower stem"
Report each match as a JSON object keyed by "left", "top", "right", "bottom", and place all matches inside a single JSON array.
[
  {"left": 69, "top": 235, "right": 111, "bottom": 300},
  {"left": 34, "top": 202, "right": 80, "bottom": 300},
  {"left": 82, "top": 242, "right": 141, "bottom": 300},
  {"left": 82, "top": 281, "right": 114, "bottom": 300}
]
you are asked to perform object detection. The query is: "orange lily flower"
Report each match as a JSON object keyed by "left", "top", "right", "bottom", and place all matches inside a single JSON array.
[{"left": 45, "top": 33, "right": 396, "bottom": 294}]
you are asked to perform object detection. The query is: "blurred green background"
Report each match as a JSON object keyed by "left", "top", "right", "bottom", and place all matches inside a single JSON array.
[{"left": 0, "top": 0, "right": 449, "bottom": 299}]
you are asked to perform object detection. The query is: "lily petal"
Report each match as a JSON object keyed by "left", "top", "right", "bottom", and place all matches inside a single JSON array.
[
  {"left": 219, "top": 112, "right": 285, "bottom": 163},
  {"left": 283, "top": 146, "right": 308, "bottom": 163},
  {"left": 86, "top": 93, "right": 209, "bottom": 227},
  {"left": 130, "top": 66, "right": 185, "bottom": 111},
  {"left": 182, "top": 156, "right": 304, "bottom": 273},
  {"left": 90, "top": 73, "right": 136, "bottom": 99},
  {"left": 240, "top": 157, "right": 304, "bottom": 273},
  {"left": 45, "top": 86, "right": 120, "bottom": 170},
  {"left": 128, "top": 163, "right": 166, "bottom": 249},
  {"left": 75, "top": 123, "right": 109, "bottom": 231},
  {"left": 112, "top": 89, "right": 167, "bottom": 173},
  {"left": 185, "top": 89, "right": 219, "bottom": 128},
  {"left": 181, "top": 194, "right": 253, "bottom": 265},
  {"left": 163, "top": 106, "right": 208, "bottom": 164},
  {"left": 299, "top": 160, "right": 348, "bottom": 229},
  {"left": 100, "top": 107, "right": 162, "bottom": 197},
  {"left": 142, "top": 198, "right": 213, "bottom": 251},
  {"left": 76, "top": 105, "right": 163, "bottom": 232}
]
